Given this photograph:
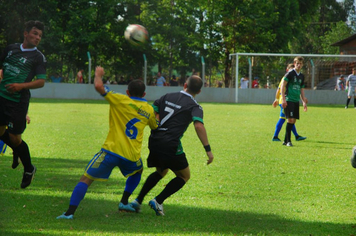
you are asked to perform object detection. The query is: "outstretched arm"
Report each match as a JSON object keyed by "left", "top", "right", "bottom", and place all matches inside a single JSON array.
[{"left": 194, "top": 121, "right": 214, "bottom": 165}]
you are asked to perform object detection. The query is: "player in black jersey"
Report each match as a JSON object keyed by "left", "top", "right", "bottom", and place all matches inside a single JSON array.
[
  {"left": 0, "top": 20, "right": 46, "bottom": 188},
  {"left": 131, "top": 75, "right": 214, "bottom": 216}
]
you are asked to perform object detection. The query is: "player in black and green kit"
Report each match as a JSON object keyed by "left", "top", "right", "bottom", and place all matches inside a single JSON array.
[
  {"left": 281, "top": 56, "right": 308, "bottom": 147},
  {"left": 0, "top": 20, "right": 46, "bottom": 188},
  {"left": 131, "top": 75, "right": 214, "bottom": 216}
]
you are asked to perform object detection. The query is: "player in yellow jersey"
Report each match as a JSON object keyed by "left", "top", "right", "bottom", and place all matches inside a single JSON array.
[{"left": 57, "top": 66, "right": 158, "bottom": 219}]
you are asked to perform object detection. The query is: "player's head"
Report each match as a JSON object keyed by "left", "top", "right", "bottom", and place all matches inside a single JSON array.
[
  {"left": 286, "top": 63, "right": 294, "bottom": 71},
  {"left": 25, "top": 20, "right": 44, "bottom": 33},
  {"left": 293, "top": 56, "right": 304, "bottom": 65},
  {"left": 185, "top": 75, "right": 203, "bottom": 95},
  {"left": 127, "top": 79, "right": 146, "bottom": 98},
  {"left": 23, "top": 20, "right": 44, "bottom": 48},
  {"left": 353, "top": 67, "right": 356, "bottom": 74},
  {"left": 293, "top": 56, "right": 304, "bottom": 71}
]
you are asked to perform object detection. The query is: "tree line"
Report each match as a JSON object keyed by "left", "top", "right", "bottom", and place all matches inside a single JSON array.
[{"left": 0, "top": 0, "right": 355, "bottom": 87}]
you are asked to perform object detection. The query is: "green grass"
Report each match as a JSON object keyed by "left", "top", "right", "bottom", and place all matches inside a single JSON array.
[{"left": 1, "top": 99, "right": 356, "bottom": 235}]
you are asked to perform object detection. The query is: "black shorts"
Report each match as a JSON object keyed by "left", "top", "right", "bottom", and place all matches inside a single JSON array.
[
  {"left": 147, "top": 150, "right": 189, "bottom": 171},
  {"left": 0, "top": 96, "right": 29, "bottom": 134},
  {"left": 284, "top": 101, "right": 300, "bottom": 119}
]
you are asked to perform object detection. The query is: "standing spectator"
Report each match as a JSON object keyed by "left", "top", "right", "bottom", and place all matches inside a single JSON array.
[
  {"left": 0, "top": 20, "right": 46, "bottom": 188},
  {"left": 252, "top": 77, "right": 259, "bottom": 88},
  {"left": 57, "top": 66, "right": 158, "bottom": 219},
  {"left": 240, "top": 75, "right": 249, "bottom": 89},
  {"left": 130, "top": 75, "right": 214, "bottom": 216},
  {"left": 117, "top": 76, "right": 127, "bottom": 85},
  {"left": 77, "top": 69, "right": 84, "bottom": 83},
  {"left": 335, "top": 75, "right": 345, "bottom": 91},
  {"left": 169, "top": 75, "right": 178, "bottom": 86},
  {"left": 280, "top": 56, "right": 308, "bottom": 147},
  {"left": 156, "top": 72, "right": 166, "bottom": 86},
  {"left": 345, "top": 68, "right": 356, "bottom": 109}
]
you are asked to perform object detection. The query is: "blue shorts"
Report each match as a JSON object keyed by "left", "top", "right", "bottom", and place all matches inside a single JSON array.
[
  {"left": 84, "top": 149, "right": 143, "bottom": 181},
  {"left": 279, "top": 104, "right": 286, "bottom": 119}
]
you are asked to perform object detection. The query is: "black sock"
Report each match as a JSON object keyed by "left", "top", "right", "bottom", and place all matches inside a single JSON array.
[
  {"left": 120, "top": 191, "right": 131, "bottom": 205},
  {"left": 156, "top": 177, "right": 186, "bottom": 204},
  {"left": 353, "top": 98, "right": 356, "bottom": 107},
  {"left": 285, "top": 123, "right": 293, "bottom": 143},
  {"left": 136, "top": 171, "right": 162, "bottom": 204},
  {"left": 13, "top": 140, "right": 33, "bottom": 172},
  {"left": 65, "top": 205, "right": 78, "bottom": 216},
  {"left": 346, "top": 98, "right": 350, "bottom": 106}
]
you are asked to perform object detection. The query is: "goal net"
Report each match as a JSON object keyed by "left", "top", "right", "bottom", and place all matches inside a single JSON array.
[{"left": 229, "top": 53, "right": 356, "bottom": 90}]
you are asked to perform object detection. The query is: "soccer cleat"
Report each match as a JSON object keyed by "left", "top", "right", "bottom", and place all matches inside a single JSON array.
[
  {"left": 272, "top": 137, "right": 281, "bottom": 142},
  {"left": 131, "top": 199, "right": 141, "bottom": 213},
  {"left": 118, "top": 202, "right": 136, "bottom": 212},
  {"left": 21, "top": 165, "right": 36, "bottom": 189},
  {"left": 282, "top": 142, "right": 287, "bottom": 146},
  {"left": 56, "top": 213, "right": 74, "bottom": 220},
  {"left": 12, "top": 151, "right": 20, "bottom": 169},
  {"left": 296, "top": 136, "right": 307, "bottom": 141},
  {"left": 351, "top": 146, "right": 356, "bottom": 168},
  {"left": 345, "top": 106, "right": 348, "bottom": 109},
  {"left": 148, "top": 199, "right": 164, "bottom": 216},
  {"left": 286, "top": 142, "right": 293, "bottom": 147}
]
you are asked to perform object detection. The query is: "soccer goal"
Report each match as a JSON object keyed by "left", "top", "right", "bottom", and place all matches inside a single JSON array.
[{"left": 229, "top": 53, "right": 356, "bottom": 103}]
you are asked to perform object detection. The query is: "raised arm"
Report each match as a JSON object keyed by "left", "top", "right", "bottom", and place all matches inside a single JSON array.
[{"left": 94, "top": 66, "right": 106, "bottom": 95}]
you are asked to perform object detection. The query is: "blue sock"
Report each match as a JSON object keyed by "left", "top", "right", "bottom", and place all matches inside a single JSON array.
[
  {"left": 125, "top": 172, "right": 141, "bottom": 194},
  {"left": 292, "top": 124, "right": 299, "bottom": 137},
  {"left": 69, "top": 182, "right": 88, "bottom": 206},
  {"left": 273, "top": 119, "right": 285, "bottom": 138},
  {"left": 120, "top": 172, "right": 142, "bottom": 204}
]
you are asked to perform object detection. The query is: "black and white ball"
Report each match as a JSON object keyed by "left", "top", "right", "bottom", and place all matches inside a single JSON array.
[{"left": 124, "top": 24, "right": 149, "bottom": 47}]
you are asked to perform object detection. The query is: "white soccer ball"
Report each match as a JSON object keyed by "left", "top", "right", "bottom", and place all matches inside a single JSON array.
[{"left": 124, "top": 24, "right": 149, "bottom": 47}]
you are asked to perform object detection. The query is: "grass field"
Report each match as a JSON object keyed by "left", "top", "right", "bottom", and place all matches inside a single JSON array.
[{"left": 0, "top": 98, "right": 355, "bottom": 236}]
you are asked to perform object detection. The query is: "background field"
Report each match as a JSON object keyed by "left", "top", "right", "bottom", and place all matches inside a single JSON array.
[{"left": 0, "top": 99, "right": 355, "bottom": 236}]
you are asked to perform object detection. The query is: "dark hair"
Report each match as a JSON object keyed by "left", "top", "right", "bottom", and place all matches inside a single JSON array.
[
  {"left": 186, "top": 75, "right": 203, "bottom": 94},
  {"left": 128, "top": 79, "right": 145, "bottom": 97},
  {"left": 25, "top": 20, "right": 44, "bottom": 32}
]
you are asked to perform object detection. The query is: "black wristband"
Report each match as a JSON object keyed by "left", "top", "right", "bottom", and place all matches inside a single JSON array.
[{"left": 204, "top": 145, "right": 211, "bottom": 152}]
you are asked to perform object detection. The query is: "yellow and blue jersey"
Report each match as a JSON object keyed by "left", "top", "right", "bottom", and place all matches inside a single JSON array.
[{"left": 101, "top": 89, "right": 158, "bottom": 162}]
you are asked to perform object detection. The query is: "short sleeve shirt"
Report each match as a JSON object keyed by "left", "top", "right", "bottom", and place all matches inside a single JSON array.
[
  {"left": 0, "top": 43, "right": 46, "bottom": 102},
  {"left": 101, "top": 87, "right": 158, "bottom": 162},
  {"left": 283, "top": 69, "right": 305, "bottom": 102},
  {"left": 150, "top": 91, "right": 203, "bottom": 154}
]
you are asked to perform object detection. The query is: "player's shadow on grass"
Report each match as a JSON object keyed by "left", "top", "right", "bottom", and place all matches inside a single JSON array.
[
  {"left": 0, "top": 156, "right": 127, "bottom": 192},
  {"left": 1, "top": 190, "right": 355, "bottom": 235}
]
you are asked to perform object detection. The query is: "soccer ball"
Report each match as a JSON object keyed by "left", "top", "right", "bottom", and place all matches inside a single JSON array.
[{"left": 124, "top": 24, "right": 149, "bottom": 47}]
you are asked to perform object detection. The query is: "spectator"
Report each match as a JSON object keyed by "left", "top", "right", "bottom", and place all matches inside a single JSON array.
[
  {"left": 169, "top": 75, "right": 178, "bottom": 86},
  {"left": 252, "top": 77, "right": 259, "bottom": 88},
  {"left": 156, "top": 72, "right": 166, "bottom": 86},
  {"left": 77, "top": 69, "right": 84, "bottom": 83},
  {"left": 240, "top": 75, "right": 249, "bottom": 89}
]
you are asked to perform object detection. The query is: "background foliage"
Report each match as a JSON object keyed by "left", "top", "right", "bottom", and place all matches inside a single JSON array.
[{"left": 0, "top": 0, "right": 355, "bottom": 86}]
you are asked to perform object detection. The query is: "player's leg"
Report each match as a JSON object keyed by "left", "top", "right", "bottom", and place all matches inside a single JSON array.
[
  {"left": 149, "top": 153, "right": 189, "bottom": 216},
  {"left": 57, "top": 175, "right": 94, "bottom": 219},
  {"left": 57, "top": 150, "right": 113, "bottom": 219},
  {"left": 346, "top": 94, "right": 351, "bottom": 108},
  {"left": 135, "top": 167, "right": 168, "bottom": 205},
  {"left": 117, "top": 157, "right": 145, "bottom": 212},
  {"left": 272, "top": 105, "right": 285, "bottom": 141},
  {"left": 283, "top": 102, "right": 297, "bottom": 146}
]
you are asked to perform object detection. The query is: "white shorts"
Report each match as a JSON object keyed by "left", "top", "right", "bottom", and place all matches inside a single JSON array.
[{"left": 348, "top": 87, "right": 356, "bottom": 97}]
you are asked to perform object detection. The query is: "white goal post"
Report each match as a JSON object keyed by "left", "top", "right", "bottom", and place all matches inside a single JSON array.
[{"left": 229, "top": 53, "right": 356, "bottom": 103}]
